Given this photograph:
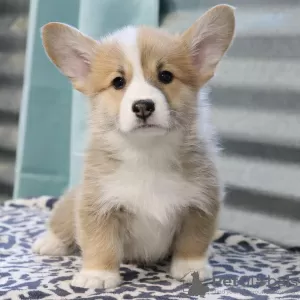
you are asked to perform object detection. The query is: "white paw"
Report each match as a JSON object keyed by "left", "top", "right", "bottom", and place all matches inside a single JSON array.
[
  {"left": 170, "top": 257, "right": 213, "bottom": 282},
  {"left": 32, "top": 231, "right": 70, "bottom": 256},
  {"left": 71, "top": 270, "right": 121, "bottom": 289}
]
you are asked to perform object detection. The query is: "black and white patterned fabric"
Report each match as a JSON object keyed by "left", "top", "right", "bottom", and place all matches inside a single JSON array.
[{"left": 0, "top": 197, "right": 299, "bottom": 299}]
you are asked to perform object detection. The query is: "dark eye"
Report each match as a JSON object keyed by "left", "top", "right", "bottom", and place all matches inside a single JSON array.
[
  {"left": 112, "top": 76, "right": 126, "bottom": 90},
  {"left": 158, "top": 70, "right": 173, "bottom": 84}
]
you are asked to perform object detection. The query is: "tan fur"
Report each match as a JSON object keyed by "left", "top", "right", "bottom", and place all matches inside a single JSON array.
[
  {"left": 173, "top": 207, "right": 218, "bottom": 260},
  {"left": 181, "top": 4, "right": 235, "bottom": 83},
  {"left": 48, "top": 187, "right": 77, "bottom": 250},
  {"left": 34, "top": 4, "right": 235, "bottom": 288},
  {"left": 86, "top": 42, "right": 134, "bottom": 131},
  {"left": 42, "top": 22, "right": 98, "bottom": 93},
  {"left": 88, "top": 43, "right": 132, "bottom": 93},
  {"left": 77, "top": 206, "right": 123, "bottom": 271}
]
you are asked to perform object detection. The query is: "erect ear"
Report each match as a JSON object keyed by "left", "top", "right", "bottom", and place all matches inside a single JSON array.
[
  {"left": 182, "top": 5, "right": 235, "bottom": 82},
  {"left": 41, "top": 22, "right": 98, "bottom": 93}
]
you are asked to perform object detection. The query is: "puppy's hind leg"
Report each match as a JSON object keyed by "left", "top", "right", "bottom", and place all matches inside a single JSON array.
[{"left": 33, "top": 188, "right": 78, "bottom": 256}]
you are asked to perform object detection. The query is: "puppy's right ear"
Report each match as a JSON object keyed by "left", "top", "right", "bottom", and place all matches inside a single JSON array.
[{"left": 41, "top": 22, "right": 98, "bottom": 93}]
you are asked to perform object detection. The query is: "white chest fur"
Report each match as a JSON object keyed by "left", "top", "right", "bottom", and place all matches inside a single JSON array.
[
  {"left": 101, "top": 155, "right": 195, "bottom": 222},
  {"left": 99, "top": 133, "right": 205, "bottom": 262},
  {"left": 123, "top": 212, "right": 178, "bottom": 262},
  {"left": 101, "top": 162, "right": 185, "bottom": 262}
]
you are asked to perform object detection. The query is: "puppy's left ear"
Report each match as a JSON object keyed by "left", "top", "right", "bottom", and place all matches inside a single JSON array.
[{"left": 182, "top": 5, "right": 235, "bottom": 81}]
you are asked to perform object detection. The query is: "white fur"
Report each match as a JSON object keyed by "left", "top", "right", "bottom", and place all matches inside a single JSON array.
[
  {"left": 98, "top": 128, "right": 211, "bottom": 262},
  {"left": 100, "top": 150, "right": 208, "bottom": 222},
  {"left": 110, "top": 27, "right": 170, "bottom": 134},
  {"left": 99, "top": 136, "right": 180, "bottom": 262},
  {"left": 32, "top": 231, "right": 70, "bottom": 256},
  {"left": 72, "top": 270, "right": 121, "bottom": 289},
  {"left": 124, "top": 213, "right": 177, "bottom": 262},
  {"left": 170, "top": 257, "right": 213, "bottom": 282}
]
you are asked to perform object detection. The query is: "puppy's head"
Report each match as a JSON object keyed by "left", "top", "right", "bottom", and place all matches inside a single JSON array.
[{"left": 41, "top": 5, "right": 235, "bottom": 139}]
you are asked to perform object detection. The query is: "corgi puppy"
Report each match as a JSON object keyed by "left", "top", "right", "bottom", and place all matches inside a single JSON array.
[{"left": 33, "top": 5, "right": 235, "bottom": 289}]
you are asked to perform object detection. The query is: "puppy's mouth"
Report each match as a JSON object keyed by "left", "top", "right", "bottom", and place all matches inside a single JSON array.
[
  {"left": 131, "top": 123, "right": 168, "bottom": 135},
  {"left": 136, "top": 124, "right": 164, "bottom": 130}
]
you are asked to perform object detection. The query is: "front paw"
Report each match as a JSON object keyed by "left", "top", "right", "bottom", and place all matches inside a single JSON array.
[
  {"left": 170, "top": 257, "right": 212, "bottom": 282},
  {"left": 71, "top": 270, "right": 121, "bottom": 289}
]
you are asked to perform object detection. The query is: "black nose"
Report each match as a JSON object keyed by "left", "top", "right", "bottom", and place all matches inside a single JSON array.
[{"left": 132, "top": 99, "right": 155, "bottom": 121}]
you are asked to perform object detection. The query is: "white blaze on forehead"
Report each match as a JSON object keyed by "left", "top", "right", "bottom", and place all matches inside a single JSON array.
[
  {"left": 108, "top": 26, "right": 142, "bottom": 74},
  {"left": 111, "top": 27, "right": 170, "bottom": 133}
]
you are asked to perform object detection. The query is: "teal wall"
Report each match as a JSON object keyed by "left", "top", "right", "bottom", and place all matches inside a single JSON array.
[
  {"left": 14, "top": 0, "right": 159, "bottom": 197},
  {"left": 14, "top": 0, "right": 80, "bottom": 197}
]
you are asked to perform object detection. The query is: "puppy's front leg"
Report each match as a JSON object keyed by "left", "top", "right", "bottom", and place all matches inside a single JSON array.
[
  {"left": 72, "top": 202, "right": 123, "bottom": 289},
  {"left": 170, "top": 206, "right": 218, "bottom": 282}
]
